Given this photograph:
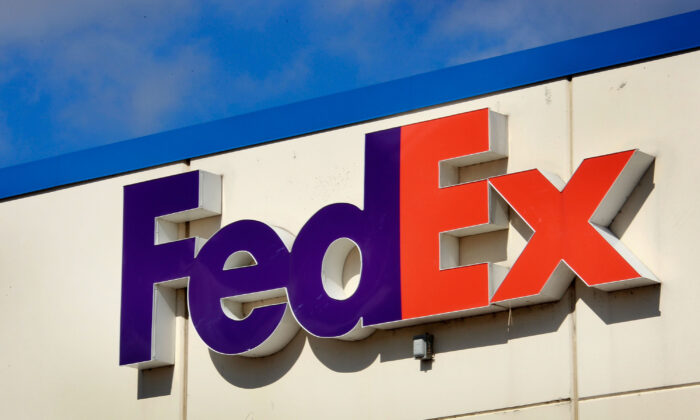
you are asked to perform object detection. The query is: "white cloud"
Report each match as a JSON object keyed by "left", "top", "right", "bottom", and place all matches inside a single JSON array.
[
  {"left": 44, "top": 34, "right": 214, "bottom": 139},
  {"left": 0, "top": 0, "right": 216, "bottom": 148},
  {"left": 428, "top": 0, "right": 700, "bottom": 66},
  {"left": 205, "top": 0, "right": 289, "bottom": 31},
  {"left": 228, "top": 51, "right": 312, "bottom": 108},
  {"left": 0, "top": 0, "right": 195, "bottom": 46}
]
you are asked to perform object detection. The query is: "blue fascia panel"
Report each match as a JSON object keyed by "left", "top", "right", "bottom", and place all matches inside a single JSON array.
[{"left": 1, "top": 10, "right": 699, "bottom": 199}]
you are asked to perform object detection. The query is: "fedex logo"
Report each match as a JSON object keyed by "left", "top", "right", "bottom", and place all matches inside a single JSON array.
[{"left": 120, "top": 108, "right": 657, "bottom": 368}]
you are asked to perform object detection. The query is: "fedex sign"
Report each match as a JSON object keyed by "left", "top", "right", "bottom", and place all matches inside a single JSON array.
[{"left": 120, "top": 108, "right": 658, "bottom": 368}]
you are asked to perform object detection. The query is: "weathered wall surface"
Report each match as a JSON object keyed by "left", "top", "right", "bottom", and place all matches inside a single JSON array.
[{"left": 0, "top": 50, "right": 697, "bottom": 419}]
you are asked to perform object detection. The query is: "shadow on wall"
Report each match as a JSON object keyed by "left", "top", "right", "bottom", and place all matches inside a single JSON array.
[
  {"left": 578, "top": 283, "right": 660, "bottom": 324},
  {"left": 610, "top": 159, "right": 655, "bottom": 238},
  {"left": 209, "top": 327, "right": 307, "bottom": 389},
  {"left": 137, "top": 365, "right": 173, "bottom": 399},
  {"left": 208, "top": 279, "right": 661, "bottom": 390},
  {"left": 209, "top": 290, "right": 574, "bottom": 389}
]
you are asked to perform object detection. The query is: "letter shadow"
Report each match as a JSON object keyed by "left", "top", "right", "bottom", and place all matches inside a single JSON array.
[
  {"left": 207, "top": 281, "right": 660, "bottom": 386},
  {"left": 137, "top": 365, "right": 174, "bottom": 399},
  {"left": 577, "top": 282, "right": 661, "bottom": 324},
  {"left": 208, "top": 328, "right": 306, "bottom": 389},
  {"left": 307, "top": 284, "right": 660, "bottom": 376},
  {"left": 307, "top": 290, "right": 575, "bottom": 374},
  {"left": 609, "top": 160, "right": 655, "bottom": 237}
]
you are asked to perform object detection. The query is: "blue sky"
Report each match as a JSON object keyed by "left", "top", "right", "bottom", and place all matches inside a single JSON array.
[{"left": 0, "top": 1, "right": 697, "bottom": 168}]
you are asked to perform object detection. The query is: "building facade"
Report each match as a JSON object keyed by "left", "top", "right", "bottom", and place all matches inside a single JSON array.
[{"left": 1, "top": 12, "right": 699, "bottom": 420}]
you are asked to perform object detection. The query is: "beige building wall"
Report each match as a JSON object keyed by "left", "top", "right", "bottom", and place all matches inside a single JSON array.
[{"left": 0, "top": 50, "right": 697, "bottom": 419}]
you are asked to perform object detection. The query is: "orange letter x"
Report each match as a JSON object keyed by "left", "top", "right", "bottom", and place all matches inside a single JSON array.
[{"left": 489, "top": 150, "right": 658, "bottom": 307}]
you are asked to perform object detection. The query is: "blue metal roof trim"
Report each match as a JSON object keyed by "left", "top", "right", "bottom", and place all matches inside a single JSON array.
[{"left": 2, "top": 10, "right": 699, "bottom": 199}]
